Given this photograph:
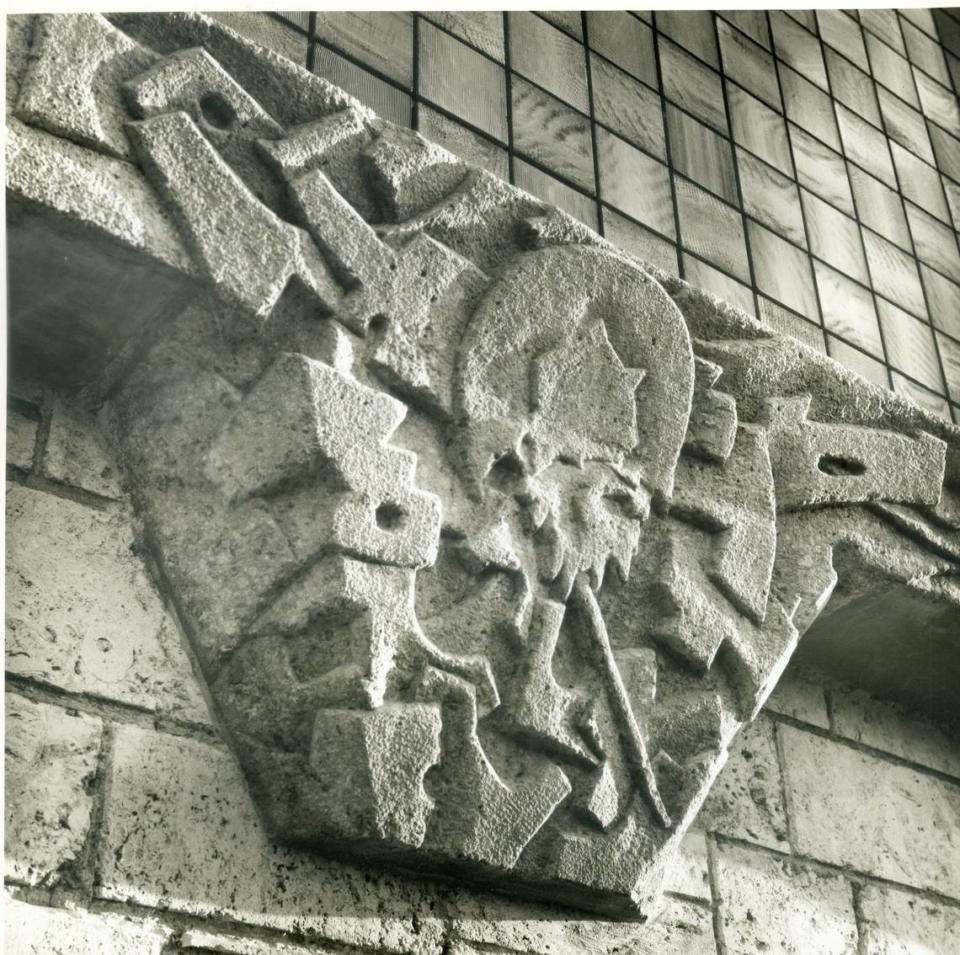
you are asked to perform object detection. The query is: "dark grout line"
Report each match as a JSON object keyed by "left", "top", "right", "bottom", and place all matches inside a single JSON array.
[
  {"left": 713, "top": 831, "right": 960, "bottom": 912},
  {"left": 715, "top": 10, "right": 760, "bottom": 318},
  {"left": 411, "top": 13, "right": 420, "bottom": 131},
  {"left": 817, "top": 11, "right": 897, "bottom": 391},
  {"left": 304, "top": 13, "right": 317, "bottom": 73},
  {"left": 503, "top": 11, "right": 515, "bottom": 185},
  {"left": 651, "top": 11, "right": 684, "bottom": 280},
  {"left": 581, "top": 15, "right": 605, "bottom": 237},
  {"left": 5, "top": 674, "right": 221, "bottom": 746},
  {"left": 767, "top": 708, "right": 960, "bottom": 788}
]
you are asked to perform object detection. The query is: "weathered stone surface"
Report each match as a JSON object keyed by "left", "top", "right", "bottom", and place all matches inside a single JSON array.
[
  {"left": 699, "top": 716, "right": 790, "bottom": 852},
  {"left": 759, "top": 393, "right": 947, "bottom": 510},
  {"left": 6, "top": 15, "right": 35, "bottom": 108},
  {"left": 764, "top": 662, "right": 830, "bottom": 729},
  {"left": 714, "top": 842, "right": 858, "bottom": 954},
  {"left": 15, "top": 13, "right": 156, "bottom": 159},
  {"left": 99, "top": 724, "right": 443, "bottom": 953},
  {"left": 7, "top": 118, "right": 189, "bottom": 273},
  {"left": 858, "top": 882, "right": 960, "bottom": 954},
  {"left": 780, "top": 724, "right": 960, "bottom": 895},
  {"left": 127, "top": 110, "right": 338, "bottom": 321},
  {"left": 666, "top": 829, "right": 711, "bottom": 902},
  {"left": 9, "top": 9, "right": 960, "bottom": 922},
  {"left": 41, "top": 399, "right": 122, "bottom": 498},
  {"left": 5, "top": 694, "right": 102, "bottom": 887},
  {"left": 6, "top": 407, "right": 37, "bottom": 471},
  {"left": 443, "top": 891, "right": 717, "bottom": 955},
  {"left": 5, "top": 483, "right": 209, "bottom": 722},
  {"left": 180, "top": 929, "right": 339, "bottom": 954},
  {"left": 4, "top": 895, "right": 170, "bottom": 955},
  {"left": 830, "top": 687, "right": 960, "bottom": 778}
]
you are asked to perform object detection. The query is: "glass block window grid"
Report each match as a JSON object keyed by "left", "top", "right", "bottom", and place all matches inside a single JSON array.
[{"left": 263, "top": 9, "right": 960, "bottom": 424}]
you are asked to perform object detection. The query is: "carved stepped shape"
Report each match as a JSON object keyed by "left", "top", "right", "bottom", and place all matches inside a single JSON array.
[{"left": 7, "top": 11, "right": 960, "bottom": 920}]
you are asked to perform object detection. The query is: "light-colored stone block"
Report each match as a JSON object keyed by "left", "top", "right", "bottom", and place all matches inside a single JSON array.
[
  {"left": 715, "top": 842, "right": 857, "bottom": 955},
  {"left": 180, "top": 929, "right": 337, "bottom": 954},
  {"left": 4, "top": 895, "right": 170, "bottom": 954},
  {"left": 830, "top": 687, "right": 960, "bottom": 778},
  {"left": 5, "top": 482, "right": 209, "bottom": 723},
  {"left": 41, "top": 399, "right": 122, "bottom": 498},
  {"left": 858, "top": 882, "right": 960, "bottom": 954},
  {"left": 101, "top": 723, "right": 713, "bottom": 955},
  {"left": 6, "top": 408, "right": 37, "bottom": 471},
  {"left": 666, "top": 829, "right": 711, "bottom": 902},
  {"left": 446, "top": 892, "right": 716, "bottom": 955},
  {"left": 98, "top": 724, "right": 444, "bottom": 954},
  {"left": 642, "top": 897, "right": 717, "bottom": 955},
  {"left": 5, "top": 694, "right": 102, "bottom": 887},
  {"left": 764, "top": 663, "right": 830, "bottom": 729},
  {"left": 699, "top": 715, "right": 790, "bottom": 851},
  {"left": 780, "top": 724, "right": 960, "bottom": 896}
]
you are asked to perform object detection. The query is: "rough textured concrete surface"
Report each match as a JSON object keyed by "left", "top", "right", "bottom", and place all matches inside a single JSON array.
[
  {"left": 780, "top": 724, "right": 960, "bottom": 895},
  {"left": 4, "top": 894, "right": 170, "bottom": 954},
  {"left": 6, "top": 8, "right": 960, "bottom": 934},
  {"left": 5, "top": 694, "right": 102, "bottom": 887},
  {"left": 5, "top": 483, "right": 209, "bottom": 722}
]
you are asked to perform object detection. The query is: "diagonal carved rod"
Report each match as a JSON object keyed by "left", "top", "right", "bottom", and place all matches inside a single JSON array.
[{"left": 572, "top": 574, "right": 672, "bottom": 829}]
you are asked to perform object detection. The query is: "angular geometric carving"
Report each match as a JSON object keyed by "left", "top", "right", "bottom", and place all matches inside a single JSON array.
[
  {"left": 759, "top": 394, "right": 946, "bottom": 510},
  {"left": 15, "top": 13, "right": 156, "bottom": 159},
  {"left": 126, "top": 110, "right": 338, "bottom": 320},
  {"left": 9, "top": 11, "right": 960, "bottom": 922}
]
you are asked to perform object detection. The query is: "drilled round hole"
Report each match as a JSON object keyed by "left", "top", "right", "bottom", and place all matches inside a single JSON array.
[
  {"left": 200, "top": 92, "right": 236, "bottom": 130},
  {"left": 368, "top": 314, "right": 389, "bottom": 336},
  {"left": 375, "top": 502, "right": 406, "bottom": 530}
]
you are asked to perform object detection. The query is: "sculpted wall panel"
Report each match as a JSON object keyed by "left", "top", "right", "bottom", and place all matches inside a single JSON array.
[{"left": 7, "top": 12, "right": 960, "bottom": 918}]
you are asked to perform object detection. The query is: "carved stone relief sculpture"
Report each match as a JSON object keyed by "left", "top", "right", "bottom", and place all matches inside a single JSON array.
[{"left": 8, "top": 12, "right": 960, "bottom": 919}]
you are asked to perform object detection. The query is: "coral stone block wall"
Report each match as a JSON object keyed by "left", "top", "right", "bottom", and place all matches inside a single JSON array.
[{"left": 6, "top": 376, "right": 960, "bottom": 954}]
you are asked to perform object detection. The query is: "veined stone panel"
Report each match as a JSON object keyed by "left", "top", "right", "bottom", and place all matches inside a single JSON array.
[{"left": 6, "top": 11, "right": 960, "bottom": 922}]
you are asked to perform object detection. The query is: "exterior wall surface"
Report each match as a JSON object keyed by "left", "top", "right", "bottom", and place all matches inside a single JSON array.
[
  {"left": 6, "top": 10, "right": 960, "bottom": 955},
  {"left": 214, "top": 10, "right": 960, "bottom": 423},
  {"left": 6, "top": 379, "right": 960, "bottom": 953}
]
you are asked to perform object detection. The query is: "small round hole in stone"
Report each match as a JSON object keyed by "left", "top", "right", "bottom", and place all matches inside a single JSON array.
[
  {"left": 200, "top": 92, "right": 236, "bottom": 130},
  {"left": 375, "top": 502, "right": 406, "bottom": 530}
]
